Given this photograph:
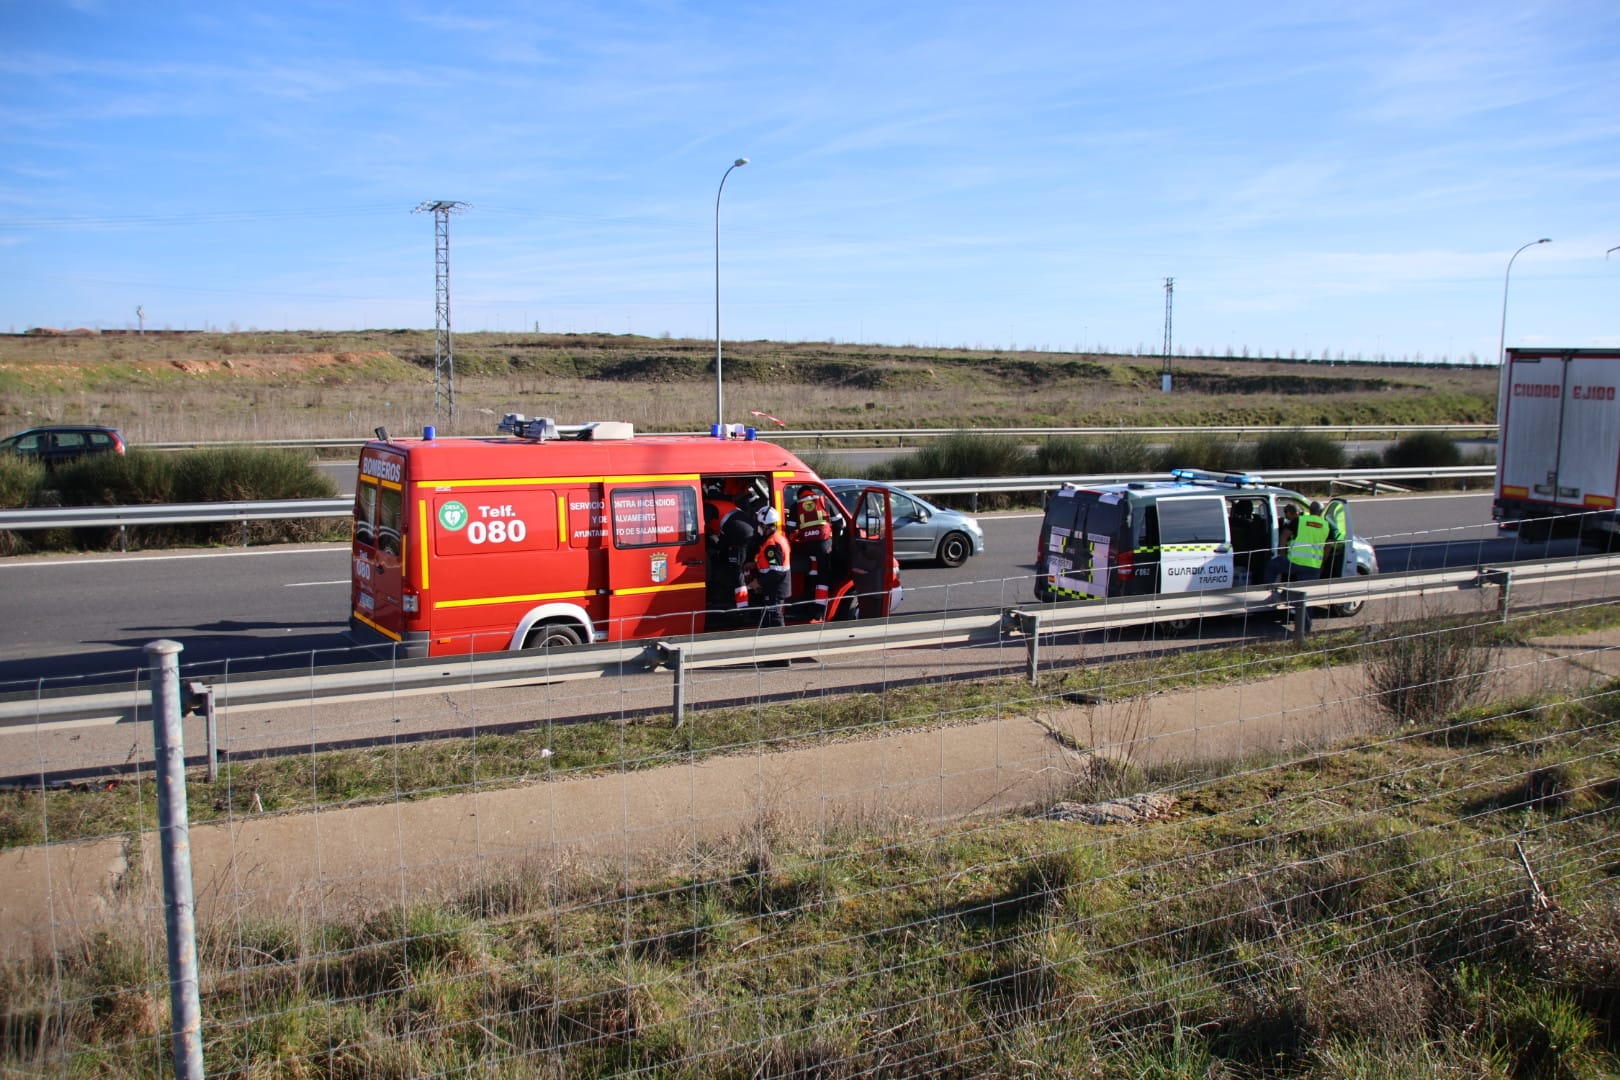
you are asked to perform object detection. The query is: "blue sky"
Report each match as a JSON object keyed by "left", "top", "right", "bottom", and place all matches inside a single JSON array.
[{"left": 4, "top": 1, "right": 1617, "bottom": 362}]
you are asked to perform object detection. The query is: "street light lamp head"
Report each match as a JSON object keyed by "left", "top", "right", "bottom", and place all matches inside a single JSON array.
[{"left": 734, "top": 158, "right": 749, "bottom": 167}]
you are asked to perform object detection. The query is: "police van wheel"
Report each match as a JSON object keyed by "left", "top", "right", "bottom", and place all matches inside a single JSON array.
[
  {"left": 936, "top": 532, "right": 973, "bottom": 568},
  {"left": 1162, "top": 617, "right": 1197, "bottom": 636},
  {"left": 527, "top": 623, "right": 583, "bottom": 649},
  {"left": 1329, "top": 567, "right": 1371, "bottom": 618}
]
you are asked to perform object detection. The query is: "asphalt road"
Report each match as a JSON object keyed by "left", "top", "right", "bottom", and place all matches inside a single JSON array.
[{"left": 0, "top": 490, "right": 1584, "bottom": 696}]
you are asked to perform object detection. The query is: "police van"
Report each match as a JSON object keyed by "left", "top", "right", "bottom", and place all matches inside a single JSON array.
[
  {"left": 349, "top": 417, "right": 899, "bottom": 658},
  {"left": 1034, "top": 469, "right": 1378, "bottom": 617}
]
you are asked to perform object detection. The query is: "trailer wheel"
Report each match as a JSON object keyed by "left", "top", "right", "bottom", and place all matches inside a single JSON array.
[{"left": 526, "top": 622, "right": 583, "bottom": 649}]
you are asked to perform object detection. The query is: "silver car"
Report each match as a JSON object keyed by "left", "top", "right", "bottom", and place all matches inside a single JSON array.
[{"left": 828, "top": 479, "right": 986, "bottom": 568}]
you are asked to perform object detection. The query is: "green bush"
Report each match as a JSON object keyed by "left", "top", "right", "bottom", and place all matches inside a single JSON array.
[
  {"left": 1253, "top": 429, "right": 1346, "bottom": 470},
  {"left": 1153, "top": 435, "right": 1253, "bottom": 473},
  {"left": 10, "top": 448, "right": 339, "bottom": 552},
  {"left": 49, "top": 449, "right": 176, "bottom": 505},
  {"left": 0, "top": 453, "right": 44, "bottom": 508},
  {"left": 879, "top": 431, "right": 1034, "bottom": 482},
  {"left": 173, "top": 447, "right": 338, "bottom": 502},
  {"left": 1033, "top": 434, "right": 1154, "bottom": 477},
  {"left": 1383, "top": 431, "right": 1463, "bottom": 470}
]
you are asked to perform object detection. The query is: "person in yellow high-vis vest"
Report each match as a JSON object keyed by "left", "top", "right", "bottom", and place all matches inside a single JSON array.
[
  {"left": 1268, "top": 501, "right": 1330, "bottom": 632},
  {"left": 1267, "top": 502, "right": 1330, "bottom": 584}
]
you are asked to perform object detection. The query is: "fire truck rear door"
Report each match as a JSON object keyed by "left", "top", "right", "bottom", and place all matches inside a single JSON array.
[{"left": 846, "top": 486, "right": 897, "bottom": 618}]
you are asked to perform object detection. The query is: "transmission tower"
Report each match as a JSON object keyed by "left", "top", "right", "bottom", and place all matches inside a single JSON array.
[
  {"left": 1161, "top": 277, "right": 1174, "bottom": 392},
  {"left": 414, "top": 200, "right": 470, "bottom": 420}
]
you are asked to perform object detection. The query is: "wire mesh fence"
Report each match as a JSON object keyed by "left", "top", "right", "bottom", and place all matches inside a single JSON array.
[{"left": 4, "top": 581, "right": 1620, "bottom": 1077}]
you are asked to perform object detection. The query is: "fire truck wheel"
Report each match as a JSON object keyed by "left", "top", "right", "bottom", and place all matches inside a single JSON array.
[{"left": 526, "top": 623, "right": 583, "bottom": 649}]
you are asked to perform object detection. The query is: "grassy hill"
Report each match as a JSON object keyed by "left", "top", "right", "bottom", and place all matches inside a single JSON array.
[{"left": 0, "top": 330, "right": 1500, "bottom": 445}]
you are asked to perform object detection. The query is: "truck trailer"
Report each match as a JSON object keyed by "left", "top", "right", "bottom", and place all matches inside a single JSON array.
[{"left": 1494, "top": 347, "right": 1620, "bottom": 545}]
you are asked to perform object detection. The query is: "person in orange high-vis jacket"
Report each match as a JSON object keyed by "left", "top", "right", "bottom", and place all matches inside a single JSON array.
[
  {"left": 749, "top": 507, "right": 792, "bottom": 628},
  {"left": 788, "top": 484, "right": 834, "bottom": 620}
]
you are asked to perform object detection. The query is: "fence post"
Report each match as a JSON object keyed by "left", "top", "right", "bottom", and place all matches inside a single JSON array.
[{"left": 147, "top": 639, "right": 205, "bottom": 1080}]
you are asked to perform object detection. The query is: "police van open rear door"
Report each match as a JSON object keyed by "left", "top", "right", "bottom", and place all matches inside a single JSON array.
[
  {"left": 1325, "top": 497, "right": 1355, "bottom": 578},
  {"left": 843, "top": 486, "right": 897, "bottom": 618}
]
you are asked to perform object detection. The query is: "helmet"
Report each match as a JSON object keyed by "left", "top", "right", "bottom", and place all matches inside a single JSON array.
[{"left": 762, "top": 507, "right": 780, "bottom": 526}]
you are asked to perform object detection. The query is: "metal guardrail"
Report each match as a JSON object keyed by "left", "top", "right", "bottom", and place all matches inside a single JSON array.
[
  {"left": 0, "top": 498, "right": 351, "bottom": 531},
  {"left": 0, "top": 466, "right": 1498, "bottom": 533},
  {"left": 4, "top": 552, "right": 1615, "bottom": 731},
  {"left": 132, "top": 424, "right": 1498, "bottom": 453}
]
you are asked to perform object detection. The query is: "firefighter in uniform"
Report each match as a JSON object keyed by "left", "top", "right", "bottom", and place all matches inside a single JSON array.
[
  {"left": 787, "top": 484, "right": 834, "bottom": 621},
  {"left": 704, "top": 488, "right": 756, "bottom": 630},
  {"left": 749, "top": 507, "right": 792, "bottom": 628}
]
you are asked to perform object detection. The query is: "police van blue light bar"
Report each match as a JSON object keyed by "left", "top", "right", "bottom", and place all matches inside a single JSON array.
[{"left": 1171, "top": 467, "right": 1264, "bottom": 487}]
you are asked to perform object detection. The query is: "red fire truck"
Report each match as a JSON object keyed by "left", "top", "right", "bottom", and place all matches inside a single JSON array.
[{"left": 349, "top": 417, "right": 899, "bottom": 657}]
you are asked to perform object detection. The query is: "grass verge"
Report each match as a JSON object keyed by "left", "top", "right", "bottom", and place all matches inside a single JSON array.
[{"left": 3, "top": 633, "right": 1617, "bottom": 1077}]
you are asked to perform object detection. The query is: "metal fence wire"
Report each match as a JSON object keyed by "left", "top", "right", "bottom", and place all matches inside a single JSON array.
[{"left": 3, "top": 575, "right": 1619, "bottom": 1077}]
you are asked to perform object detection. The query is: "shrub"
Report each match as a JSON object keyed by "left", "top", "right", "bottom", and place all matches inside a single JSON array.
[
  {"left": 11, "top": 447, "right": 339, "bottom": 551},
  {"left": 1254, "top": 429, "right": 1346, "bottom": 470},
  {"left": 879, "top": 431, "right": 1033, "bottom": 482},
  {"left": 172, "top": 447, "right": 337, "bottom": 502},
  {"left": 1032, "top": 434, "right": 1154, "bottom": 477},
  {"left": 1382, "top": 431, "right": 1464, "bottom": 470},
  {"left": 1366, "top": 619, "right": 1497, "bottom": 726},
  {"left": 1153, "top": 435, "right": 1252, "bottom": 473},
  {"left": 1379, "top": 432, "right": 1467, "bottom": 491},
  {"left": 1349, "top": 450, "right": 1383, "bottom": 469},
  {"left": 0, "top": 452, "right": 44, "bottom": 508},
  {"left": 49, "top": 450, "right": 176, "bottom": 505}
]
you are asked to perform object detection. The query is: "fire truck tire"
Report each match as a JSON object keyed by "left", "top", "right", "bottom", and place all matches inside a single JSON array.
[{"left": 526, "top": 622, "right": 583, "bottom": 649}]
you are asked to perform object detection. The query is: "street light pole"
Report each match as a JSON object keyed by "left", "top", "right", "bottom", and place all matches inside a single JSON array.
[
  {"left": 715, "top": 157, "right": 749, "bottom": 433},
  {"left": 1495, "top": 238, "right": 1550, "bottom": 422}
]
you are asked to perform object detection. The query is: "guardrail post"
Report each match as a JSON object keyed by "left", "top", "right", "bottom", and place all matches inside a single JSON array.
[
  {"left": 1006, "top": 610, "right": 1042, "bottom": 684},
  {"left": 662, "top": 643, "right": 687, "bottom": 727},
  {"left": 188, "top": 682, "right": 217, "bottom": 782},
  {"left": 1278, "top": 589, "right": 1309, "bottom": 645},
  {"left": 1482, "top": 568, "right": 1513, "bottom": 622},
  {"left": 146, "top": 640, "right": 205, "bottom": 1080}
]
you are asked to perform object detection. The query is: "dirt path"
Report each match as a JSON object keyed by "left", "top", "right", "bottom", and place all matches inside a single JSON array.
[{"left": 4, "top": 633, "right": 1617, "bottom": 957}]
